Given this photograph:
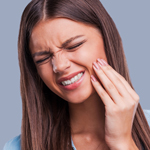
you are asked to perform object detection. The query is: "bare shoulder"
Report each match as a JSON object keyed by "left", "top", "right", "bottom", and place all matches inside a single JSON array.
[{"left": 3, "top": 135, "right": 21, "bottom": 150}]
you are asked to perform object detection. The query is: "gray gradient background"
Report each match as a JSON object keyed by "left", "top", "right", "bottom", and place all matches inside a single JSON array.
[{"left": 0, "top": 0, "right": 150, "bottom": 149}]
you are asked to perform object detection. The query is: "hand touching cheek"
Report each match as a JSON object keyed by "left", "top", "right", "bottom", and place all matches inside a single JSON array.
[{"left": 91, "top": 58, "right": 139, "bottom": 150}]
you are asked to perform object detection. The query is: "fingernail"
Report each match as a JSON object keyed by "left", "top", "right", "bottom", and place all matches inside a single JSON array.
[
  {"left": 93, "top": 62, "right": 100, "bottom": 70},
  {"left": 97, "top": 58, "right": 108, "bottom": 66},
  {"left": 101, "top": 59, "right": 108, "bottom": 65},
  {"left": 91, "top": 75, "right": 97, "bottom": 82}
]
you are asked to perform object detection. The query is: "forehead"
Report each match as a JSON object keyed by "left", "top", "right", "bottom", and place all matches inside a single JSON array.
[
  {"left": 29, "top": 18, "right": 101, "bottom": 52},
  {"left": 31, "top": 18, "right": 97, "bottom": 39}
]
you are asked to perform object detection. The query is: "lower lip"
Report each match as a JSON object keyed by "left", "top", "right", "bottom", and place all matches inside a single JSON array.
[{"left": 59, "top": 71, "right": 85, "bottom": 90}]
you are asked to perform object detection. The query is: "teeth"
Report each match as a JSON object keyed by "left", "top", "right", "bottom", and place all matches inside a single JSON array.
[
  {"left": 71, "top": 77, "right": 75, "bottom": 83},
  {"left": 62, "top": 72, "right": 83, "bottom": 86}
]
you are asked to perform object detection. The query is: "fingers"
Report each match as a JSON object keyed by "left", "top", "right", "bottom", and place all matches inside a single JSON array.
[
  {"left": 91, "top": 58, "right": 140, "bottom": 107},
  {"left": 93, "top": 62, "right": 122, "bottom": 105},
  {"left": 97, "top": 60, "right": 130, "bottom": 98},
  {"left": 91, "top": 75, "right": 115, "bottom": 107},
  {"left": 91, "top": 59, "right": 139, "bottom": 145},
  {"left": 109, "top": 68, "right": 140, "bottom": 102}
]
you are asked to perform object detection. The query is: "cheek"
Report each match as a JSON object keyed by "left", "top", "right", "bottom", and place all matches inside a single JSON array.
[
  {"left": 37, "top": 65, "right": 64, "bottom": 96},
  {"left": 37, "top": 63, "right": 54, "bottom": 88},
  {"left": 68, "top": 41, "right": 106, "bottom": 70}
]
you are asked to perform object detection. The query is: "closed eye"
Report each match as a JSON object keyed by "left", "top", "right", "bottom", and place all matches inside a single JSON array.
[
  {"left": 66, "top": 40, "right": 86, "bottom": 50},
  {"left": 35, "top": 55, "right": 51, "bottom": 64},
  {"left": 35, "top": 40, "right": 86, "bottom": 64}
]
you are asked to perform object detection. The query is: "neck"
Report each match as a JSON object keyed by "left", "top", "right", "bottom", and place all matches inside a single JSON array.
[{"left": 69, "top": 92, "right": 106, "bottom": 141}]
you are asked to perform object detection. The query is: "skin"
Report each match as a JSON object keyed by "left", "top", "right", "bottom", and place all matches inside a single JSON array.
[{"left": 30, "top": 18, "right": 139, "bottom": 150}]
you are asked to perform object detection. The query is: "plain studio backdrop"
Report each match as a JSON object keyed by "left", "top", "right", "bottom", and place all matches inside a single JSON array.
[{"left": 0, "top": 0, "right": 150, "bottom": 149}]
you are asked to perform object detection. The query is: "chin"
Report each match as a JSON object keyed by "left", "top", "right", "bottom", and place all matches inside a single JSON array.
[{"left": 65, "top": 85, "right": 94, "bottom": 104}]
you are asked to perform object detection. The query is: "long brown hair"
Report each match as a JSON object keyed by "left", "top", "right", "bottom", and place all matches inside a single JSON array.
[{"left": 18, "top": 0, "right": 150, "bottom": 149}]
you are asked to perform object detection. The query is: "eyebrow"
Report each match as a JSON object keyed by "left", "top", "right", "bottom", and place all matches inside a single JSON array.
[
  {"left": 32, "top": 35, "right": 84, "bottom": 58},
  {"left": 32, "top": 51, "right": 50, "bottom": 58}
]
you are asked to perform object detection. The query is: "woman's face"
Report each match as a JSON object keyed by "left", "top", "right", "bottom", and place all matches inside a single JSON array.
[{"left": 30, "top": 18, "right": 107, "bottom": 103}]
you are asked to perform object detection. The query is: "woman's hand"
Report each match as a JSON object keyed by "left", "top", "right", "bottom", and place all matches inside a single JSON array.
[{"left": 91, "top": 58, "right": 139, "bottom": 150}]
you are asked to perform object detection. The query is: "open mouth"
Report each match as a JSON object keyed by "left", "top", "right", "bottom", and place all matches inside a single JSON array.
[
  {"left": 59, "top": 71, "right": 85, "bottom": 90},
  {"left": 60, "top": 71, "right": 85, "bottom": 86}
]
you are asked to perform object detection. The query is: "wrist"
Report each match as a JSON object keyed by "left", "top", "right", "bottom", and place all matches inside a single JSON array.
[{"left": 109, "top": 138, "right": 139, "bottom": 150}]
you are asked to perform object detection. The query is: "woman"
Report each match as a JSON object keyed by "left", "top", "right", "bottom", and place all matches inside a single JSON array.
[{"left": 3, "top": 0, "right": 150, "bottom": 150}]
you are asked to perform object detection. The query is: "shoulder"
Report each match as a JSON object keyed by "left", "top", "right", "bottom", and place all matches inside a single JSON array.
[
  {"left": 2, "top": 110, "right": 150, "bottom": 150},
  {"left": 3, "top": 134, "right": 21, "bottom": 150},
  {"left": 143, "top": 109, "right": 150, "bottom": 126}
]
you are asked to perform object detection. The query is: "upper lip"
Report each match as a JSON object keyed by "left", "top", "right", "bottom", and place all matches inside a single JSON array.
[{"left": 57, "top": 70, "right": 85, "bottom": 84}]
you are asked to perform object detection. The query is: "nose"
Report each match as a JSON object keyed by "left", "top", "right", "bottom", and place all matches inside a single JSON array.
[{"left": 51, "top": 50, "right": 71, "bottom": 73}]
